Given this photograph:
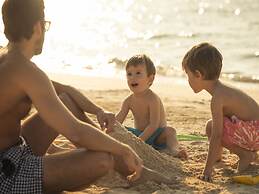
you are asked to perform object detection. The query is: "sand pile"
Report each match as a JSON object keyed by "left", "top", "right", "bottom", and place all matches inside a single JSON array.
[
  {"left": 83, "top": 122, "right": 186, "bottom": 193},
  {"left": 109, "top": 122, "right": 184, "bottom": 180}
]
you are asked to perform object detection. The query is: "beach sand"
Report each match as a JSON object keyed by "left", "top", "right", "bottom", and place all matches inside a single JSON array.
[{"left": 47, "top": 73, "right": 259, "bottom": 194}]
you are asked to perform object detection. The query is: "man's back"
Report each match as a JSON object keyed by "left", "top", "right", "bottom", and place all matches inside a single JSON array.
[{"left": 0, "top": 48, "right": 31, "bottom": 150}]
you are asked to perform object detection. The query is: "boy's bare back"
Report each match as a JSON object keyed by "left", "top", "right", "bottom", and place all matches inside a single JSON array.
[{"left": 212, "top": 83, "right": 259, "bottom": 121}]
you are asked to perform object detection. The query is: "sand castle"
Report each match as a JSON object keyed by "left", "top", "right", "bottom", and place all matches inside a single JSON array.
[{"left": 110, "top": 122, "right": 184, "bottom": 180}]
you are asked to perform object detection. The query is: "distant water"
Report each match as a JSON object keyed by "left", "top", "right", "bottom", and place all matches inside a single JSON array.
[{"left": 0, "top": 0, "right": 259, "bottom": 83}]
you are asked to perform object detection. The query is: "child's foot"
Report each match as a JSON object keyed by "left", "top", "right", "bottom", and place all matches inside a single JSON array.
[
  {"left": 172, "top": 147, "right": 188, "bottom": 160},
  {"left": 162, "top": 148, "right": 188, "bottom": 160},
  {"left": 238, "top": 151, "right": 258, "bottom": 172},
  {"left": 130, "top": 166, "right": 172, "bottom": 186},
  {"left": 176, "top": 149, "right": 188, "bottom": 160}
]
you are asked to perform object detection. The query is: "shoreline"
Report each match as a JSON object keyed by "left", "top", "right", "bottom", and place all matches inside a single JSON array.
[{"left": 48, "top": 71, "right": 259, "bottom": 100}]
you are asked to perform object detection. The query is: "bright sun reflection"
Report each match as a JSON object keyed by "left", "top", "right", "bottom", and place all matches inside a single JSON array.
[
  {"left": 0, "top": 0, "right": 258, "bottom": 81},
  {"left": 45, "top": 0, "right": 109, "bottom": 49},
  {"left": 42, "top": 0, "right": 139, "bottom": 56},
  {"left": 0, "top": 0, "right": 136, "bottom": 49}
]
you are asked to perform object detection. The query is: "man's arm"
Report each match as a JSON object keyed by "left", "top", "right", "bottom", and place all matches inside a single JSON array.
[
  {"left": 52, "top": 80, "right": 103, "bottom": 115},
  {"left": 202, "top": 96, "right": 223, "bottom": 181},
  {"left": 115, "top": 97, "right": 130, "bottom": 124},
  {"left": 52, "top": 80, "right": 115, "bottom": 130},
  {"left": 139, "top": 96, "right": 160, "bottom": 141},
  {"left": 17, "top": 65, "right": 120, "bottom": 152}
]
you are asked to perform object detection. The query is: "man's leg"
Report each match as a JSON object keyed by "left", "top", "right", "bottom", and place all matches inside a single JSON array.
[
  {"left": 21, "top": 92, "right": 97, "bottom": 156},
  {"left": 43, "top": 149, "right": 114, "bottom": 193},
  {"left": 43, "top": 149, "right": 171, "bottom": 193},
  {"left": 22, "top": 93, "right": 170, "bottom": 192},
  {"left": 20, "top": 93, "right": 115, "bottom": 192}
]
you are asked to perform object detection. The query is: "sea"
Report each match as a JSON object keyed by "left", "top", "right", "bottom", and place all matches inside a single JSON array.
[{"left": 0, "top": 0, "right": 258, "bottom": 84}]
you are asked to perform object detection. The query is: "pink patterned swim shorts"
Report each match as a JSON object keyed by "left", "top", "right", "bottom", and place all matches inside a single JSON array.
[{"left": 222, "top": 116, "right": 259, "bottom": 151}]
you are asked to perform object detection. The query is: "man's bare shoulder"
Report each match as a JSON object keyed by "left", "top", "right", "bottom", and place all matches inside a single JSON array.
[
  {"left": 0, "top": 51, "right": 49, "bottom": 98},
  {"left": 1, "top": 50, "right": 35, "bottom": 74},
  {"left": 10, "top": 52, "right": 45, "bottom": 80}
]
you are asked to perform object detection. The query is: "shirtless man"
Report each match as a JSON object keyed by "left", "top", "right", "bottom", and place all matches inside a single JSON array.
[{"left": 0, "top": 0, "right": 144, "bottom": 193}]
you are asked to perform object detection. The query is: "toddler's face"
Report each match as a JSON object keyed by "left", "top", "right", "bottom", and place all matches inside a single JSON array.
[{"left": 126, "top": 64, "right": 153, "bottom": 94}]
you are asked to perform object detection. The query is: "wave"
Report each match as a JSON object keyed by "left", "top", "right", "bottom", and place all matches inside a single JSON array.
[
  {"left": 108, "top": 57, "right": 259, "bottom": 84},
  {"left": 127, "top": 32, "right": 199, "bottom": 41},
  {"left": 149, "top": 32, "right": 198, "bottom": 40},
  {"left": 148, "top": 33, "right": 174, "bottom": 40},
  {"left": 241, "top": 52, "right": 259, "bottom": 59},
  {"left": 221, "top": 73, "right": 259, "bottom": 83}
]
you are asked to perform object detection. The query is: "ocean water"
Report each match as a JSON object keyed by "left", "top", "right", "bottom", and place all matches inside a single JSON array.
[{"left": 0, "top": 0, "right": 259, "bottom": 83}]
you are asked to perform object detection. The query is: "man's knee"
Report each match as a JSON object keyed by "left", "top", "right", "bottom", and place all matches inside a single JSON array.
[
  {"left": 59, "top": 92, "right": 73, "bottom": 105},
  {"left": 93, "top": 152, "right": 114, "bottom": 171},
  {"left": 58, "top": 93, "right": 83, "bottom": 116},
  {"left": 205, "top": 119, "right": 212, "bottom": 138},
  {"left": 76, "top": 150, "right": 114, "bottom": 173}
]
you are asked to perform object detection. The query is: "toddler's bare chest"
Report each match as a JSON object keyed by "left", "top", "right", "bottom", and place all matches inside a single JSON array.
[{"left": 130, "top": 101, "right": 149, "bottom": 118}]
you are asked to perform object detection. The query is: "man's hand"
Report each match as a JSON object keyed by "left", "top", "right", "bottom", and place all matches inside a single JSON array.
[
  {"left": 121, "top": 145, "right": 143, "bottom": 182},
  {"left": 97, "top": 110, "right": 115, "bottom": 132}
]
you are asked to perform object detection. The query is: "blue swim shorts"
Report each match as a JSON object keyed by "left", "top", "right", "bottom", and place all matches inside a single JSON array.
[{"left": 125, "top": 127, "right": 167, "bottom": 150}]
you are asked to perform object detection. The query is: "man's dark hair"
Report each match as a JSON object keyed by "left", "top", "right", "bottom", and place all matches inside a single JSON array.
[
  {"left": 182, "top": 42, "right": 223, "bottom": 80},
  {"left": 2, "top": 0, "right": 44, "bottom": 42},
  {"left": 126, "top": 54, "right": 156, "bottom": 76}
]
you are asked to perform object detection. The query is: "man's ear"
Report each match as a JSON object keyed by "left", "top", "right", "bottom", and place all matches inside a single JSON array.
[{"left": 33, "top": 21, "right": 43, "bottom": 38}]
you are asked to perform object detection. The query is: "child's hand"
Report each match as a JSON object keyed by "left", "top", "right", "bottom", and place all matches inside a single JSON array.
[
  {"left": 97, "top": 110, "right": 115, "bottom": 132},
  {"left": 200, "top": 170, "right": 213, "bottom": 182},
  {"left": 200, "top": 174, "right": 212, "bottom": 182}
]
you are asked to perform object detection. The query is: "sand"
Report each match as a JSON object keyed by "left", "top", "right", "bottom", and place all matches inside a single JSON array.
[{"left": 47, "top": 73, "right": 259, "bottom": 194}]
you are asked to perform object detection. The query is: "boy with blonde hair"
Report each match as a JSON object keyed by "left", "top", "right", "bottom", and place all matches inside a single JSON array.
[
  {"left": 182, "top": 42, "right": 259, "bottom": 182},
  {"left": 116, "top": 54, "right": 187, "bottom": 159}
]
